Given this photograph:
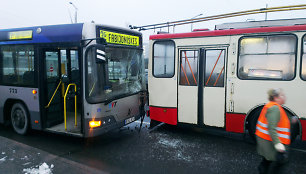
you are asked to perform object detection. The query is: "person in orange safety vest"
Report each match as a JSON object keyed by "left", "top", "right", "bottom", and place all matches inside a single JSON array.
[{"left": 256, "top": 88, "right": 294, "bottom": 174}]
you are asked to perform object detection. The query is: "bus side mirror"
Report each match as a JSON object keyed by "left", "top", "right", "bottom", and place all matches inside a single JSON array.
[{"left": 94, "top": 45, "right": 107, "bottom": 64}]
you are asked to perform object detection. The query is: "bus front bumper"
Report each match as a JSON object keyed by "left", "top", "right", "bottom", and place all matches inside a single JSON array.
[{"left": 84, "top": 114, "right": 141, "bottom": 138}]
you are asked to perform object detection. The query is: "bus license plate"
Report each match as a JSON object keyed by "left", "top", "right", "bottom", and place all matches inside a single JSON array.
[{"left": 125, "top": 117, "right": 135, "bottom": 125}]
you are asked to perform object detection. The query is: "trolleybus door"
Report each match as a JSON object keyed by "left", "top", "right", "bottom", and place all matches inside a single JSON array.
[
  {"left": 201, "top": 49, "right": 226, "bottom": 127},
  {"left": 177, "top": 49, "right": 199, "bottom": 124}
]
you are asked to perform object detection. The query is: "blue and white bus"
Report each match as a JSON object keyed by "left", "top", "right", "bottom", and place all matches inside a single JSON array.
[{"left": 0, "top": 23, "right": 146, "bottom": 137}]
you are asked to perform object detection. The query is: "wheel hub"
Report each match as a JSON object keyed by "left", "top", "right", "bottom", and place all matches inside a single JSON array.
[{"left": 13, "top": 109, "right": 25, "bottom": 129}]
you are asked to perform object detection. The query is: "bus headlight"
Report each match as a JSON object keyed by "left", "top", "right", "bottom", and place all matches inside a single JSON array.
[{"left": 89, "top": 121, "right": 101, "bottom": 128}]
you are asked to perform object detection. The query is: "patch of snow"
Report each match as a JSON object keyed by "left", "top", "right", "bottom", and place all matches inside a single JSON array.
[
  {"left": 13, "top": 150, "right": 16, "bottom": 153},
  {"left": 177, "top": 152, "right": 191, "bottom": 162},
  {"left": 1, "top": 152, "right": 5, "bottom": 155},
  {"left": 158, "top": 138, "right": 180, "bottom": 148},
  {"left": 21, "top": 156, "right": 29, "bottom": 160},
  {"left": 9, "top": 158, "right": 14, "bottom": 161},
  {"left": 23, "top": 162, "right": 54, "bottom": 174},
  {"left": 23, "top": 162, "right": 32, "bottom": 166},
  {"left": 155, "top": 133, "right": 196, "bottom": 162},
  {"left": 0, "top": 156, "right": 7, "bottom": 163}
]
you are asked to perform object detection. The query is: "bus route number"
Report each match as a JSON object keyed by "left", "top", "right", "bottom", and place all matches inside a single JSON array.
[{"left": 9, "top": 88, "right": 17, "bottom": 94}]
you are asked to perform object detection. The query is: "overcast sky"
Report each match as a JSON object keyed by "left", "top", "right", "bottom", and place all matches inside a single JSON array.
[{"left": 1, "top": 0, "right": 306, "bottom": 42}]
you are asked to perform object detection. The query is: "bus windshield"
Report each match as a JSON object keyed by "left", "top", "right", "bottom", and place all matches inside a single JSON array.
[{"left": 86, "top": 46, "right": 144, "bottom": 103}]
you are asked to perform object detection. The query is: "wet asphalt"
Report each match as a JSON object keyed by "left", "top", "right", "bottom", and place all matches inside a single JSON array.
[{"left": 0, "top": 117, "right": 305, "bottom": 174}]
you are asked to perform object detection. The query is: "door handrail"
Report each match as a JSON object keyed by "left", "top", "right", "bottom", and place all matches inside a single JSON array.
[
  {"left": 64, "top": 83, "right": 77, "bottom": 130},
  {"left": 45, "top": 80, "right": 62, "bottom": 108}
]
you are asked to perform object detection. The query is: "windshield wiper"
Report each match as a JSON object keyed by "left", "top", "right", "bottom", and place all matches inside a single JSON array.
[{"left": 103, "top": 93, "right": 134, "bottom": 105}]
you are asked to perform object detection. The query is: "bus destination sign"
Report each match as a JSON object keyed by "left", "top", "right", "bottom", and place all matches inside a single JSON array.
[
  {"left": 100, "top": 30, "right": 139, "bottom": 46},
  {"left": 9, "top": 30, "right": 33, "bottom": 40},
  {"left": 0, "top": 30, "right": 33, "bottom": 41}
]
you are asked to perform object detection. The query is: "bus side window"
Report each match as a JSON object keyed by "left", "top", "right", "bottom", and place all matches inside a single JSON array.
[
  {"left": 301, "top": 36, "right": 306, "bottom": 80},
  {"left": 238, "top": 35, "right": 296, "bottom": 80},
  {"left": 153, "top": 40, "right": 175, "bottom": 78},
  {"left": 1, "top": 51, "right": 14, "bottom": 83},
  {"left": 0, "top": 45, "right": 34, "bottom": 86}
]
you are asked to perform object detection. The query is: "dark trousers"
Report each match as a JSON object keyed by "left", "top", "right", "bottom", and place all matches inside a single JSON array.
[{"left": 258, "top": 157, "right": 287, "bottom": 174}]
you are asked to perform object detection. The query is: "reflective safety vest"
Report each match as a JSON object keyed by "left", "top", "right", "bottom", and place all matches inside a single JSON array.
[{"left": 255, "top": 102, "right": 291, "bottom": 145}]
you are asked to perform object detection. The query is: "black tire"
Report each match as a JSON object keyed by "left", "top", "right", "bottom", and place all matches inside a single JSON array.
[
  {"left": 247, "top": 107, "right": 262, "bottom": 141},
  {"left": 290, "top": 119, "right": 299, "bottom": 143},
  {"left": 248, "top": 107, "right": 299, "bottom": 143},
  {"left": 10, "top": 103, "right": 29, "bottom": 135}
]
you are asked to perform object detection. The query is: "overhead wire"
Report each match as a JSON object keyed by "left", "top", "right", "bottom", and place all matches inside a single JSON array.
[{"left": 130, "top": 4, "right": 306, "bottom": 31}]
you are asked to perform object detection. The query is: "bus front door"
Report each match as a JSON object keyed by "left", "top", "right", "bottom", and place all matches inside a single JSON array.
[
  {"left": 42, "top": 49, "right": 81, "bottom": 133},
  {"left": 44, "top": 50, "right": 63, "bottom": 127}
]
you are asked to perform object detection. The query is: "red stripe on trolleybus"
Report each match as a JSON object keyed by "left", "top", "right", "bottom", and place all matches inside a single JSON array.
[
  {"left": 226, "top": 113, "right": 246, "bottom": 133},
  {"left": 150, "top": 106, "right": 177, "bottom": 125}
]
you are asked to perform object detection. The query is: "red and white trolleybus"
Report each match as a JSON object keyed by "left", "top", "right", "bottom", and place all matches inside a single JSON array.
[{"left": 148, "top": 18, "right": 306, "bottom": 141}]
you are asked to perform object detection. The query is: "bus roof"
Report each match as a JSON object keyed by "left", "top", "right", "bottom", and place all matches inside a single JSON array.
[
  {"left": 0, "top": 23, "right": 83, "bottom": 45},
  {"left": 149, "top": 24, "right": 306, "bottom": 40}
]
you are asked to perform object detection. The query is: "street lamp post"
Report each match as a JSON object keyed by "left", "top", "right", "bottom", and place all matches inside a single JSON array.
[
  {"left": 69, "top": 2, "right": 78, "bottom": 23},
  {"left": 191, "top": 13, "right": 203, "bottom": 32}
]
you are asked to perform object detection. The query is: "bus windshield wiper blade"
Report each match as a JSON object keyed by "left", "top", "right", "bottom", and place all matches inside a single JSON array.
[{"left": 103, "top": 93, "right": 131, "bottom": 105}]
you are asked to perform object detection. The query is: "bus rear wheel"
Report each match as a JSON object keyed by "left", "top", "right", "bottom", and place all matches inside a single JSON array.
[
  {"left": 247, "top": 107, "right": 262, "bottom": 142},
  {"left": 11, "top": 103, "right": 29, "bottom": 135},
  {"left": 247, "top": 107, "right": 300, "bottom": 143}
]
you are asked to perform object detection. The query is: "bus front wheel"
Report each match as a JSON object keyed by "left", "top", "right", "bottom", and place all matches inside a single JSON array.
[{"left": 11, "top": 103, "right": 29, "bottom": 135}]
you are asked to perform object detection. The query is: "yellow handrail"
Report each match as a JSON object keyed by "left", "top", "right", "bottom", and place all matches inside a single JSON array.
[
  {"left": 64, "top": 83, "right": 77, "bottom": 130},
  {"left": 45, "top": 80, "right": 62, "bottom": 108}
]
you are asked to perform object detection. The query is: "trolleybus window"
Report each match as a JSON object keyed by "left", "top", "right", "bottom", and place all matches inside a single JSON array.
[
  {"left": 238, "top": 35, "right": 296, "bottom": 80},
  {"left": 153, "top": 40, "right": 175, "bottom": 78},
  {"left": 205, "top": 50, "right": 225, "bottom": 87},
  {"left": 86, "top": 46, "right": 143, "bottom": 103},
  {"left": 301, "top": 36, "right": 306, "bottom": 80},
  {"left": 179, "top": 50, "right": 198, "bottom": 86},
  {"left": 0, "top": 45, "right": 34, "bottom": 86}
]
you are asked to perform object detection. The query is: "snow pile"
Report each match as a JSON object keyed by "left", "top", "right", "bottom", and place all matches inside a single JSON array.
[{"left": 23, "top": 162, "right": 54, "bottom": 174}]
